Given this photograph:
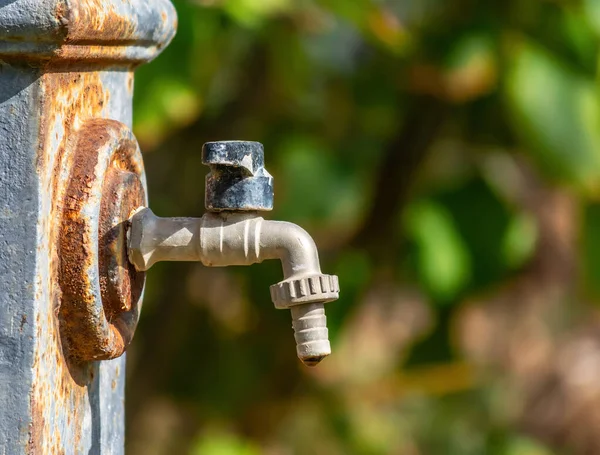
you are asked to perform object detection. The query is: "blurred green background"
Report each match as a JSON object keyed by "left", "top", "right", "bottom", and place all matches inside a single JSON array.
[{"left": 125, "top": 1, "right": 600, "bottom": 454}]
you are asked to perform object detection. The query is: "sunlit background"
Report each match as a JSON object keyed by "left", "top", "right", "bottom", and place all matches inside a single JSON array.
[{"left": 126, "top": 1, "right": 600, "bottom": 454}]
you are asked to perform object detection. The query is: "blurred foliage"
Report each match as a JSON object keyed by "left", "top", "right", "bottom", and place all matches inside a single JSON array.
[{"left": 126, "top": 0, "right": 600, "bottom": 454}]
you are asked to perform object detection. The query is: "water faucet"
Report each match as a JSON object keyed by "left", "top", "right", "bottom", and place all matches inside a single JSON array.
[{"left": 127, "top": 141, "right": 340, "bottom": 367}]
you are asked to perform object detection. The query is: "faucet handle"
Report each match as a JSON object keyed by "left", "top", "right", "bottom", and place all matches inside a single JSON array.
[{"left": 202, "top": 141, "right": 274, "bottom": 212}]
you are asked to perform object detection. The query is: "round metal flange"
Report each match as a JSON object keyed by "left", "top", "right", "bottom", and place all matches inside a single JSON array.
[{"left": 59, "top": 119, "right": 147, "bottom": 361}]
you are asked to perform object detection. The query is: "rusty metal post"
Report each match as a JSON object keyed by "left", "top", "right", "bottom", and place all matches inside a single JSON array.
[{"left": 0, "top": 1, "right": 176, "bottom": 453}]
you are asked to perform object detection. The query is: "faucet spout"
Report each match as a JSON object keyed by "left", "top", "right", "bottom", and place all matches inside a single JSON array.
[{"left": 127, "top": 209, "right": 339, "bottom": 366}]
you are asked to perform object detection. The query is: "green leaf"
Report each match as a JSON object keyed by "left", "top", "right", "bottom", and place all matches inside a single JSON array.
[
  {"left": 436, "top": 178, "right": 511, "bottom": 290},
  {"left": 582, "top": 202, "right": 600, "bottom": 302},
  {"left": 445, "top": 33, "right": 495, "bottom": 71},
  {"left": 327, "top": 249, "right": 372, "bottom": 336},
  {"left": 501, "top": 436, "right": 554, "bottom": 455},
  {"left": 584, "top": 0, "right": 600, "bottom": 38},
  {"left": 191, "top": 430, "right": 261, "bottom": 455},
  {"left": 506, "top": 40, "right": 600, "bottom": 189},
  {"left": 405, "top": 200, "right": 471, "bottom": 302},
  {"left": 223, "top": 0, "right": 293, "bottom": 28},
  {"left": 502, "top": 212, "right": 537, "bottom": 269},
  {"left": 274, "top": 137, "right": 368, "bottom": 228},
  {"left": 134, "top": 78, "right": 201, "bottom": 147}
]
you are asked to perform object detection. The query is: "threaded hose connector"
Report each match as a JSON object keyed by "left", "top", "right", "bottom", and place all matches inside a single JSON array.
[
  {"left": 290, "top": 303, "right": 331, "bottom": 367},
  {"left": 270, "top": 274, "right": 339, "bottom": 366},
  {"left": 270, "top": 274, "right": 339, "bottom": 309}
]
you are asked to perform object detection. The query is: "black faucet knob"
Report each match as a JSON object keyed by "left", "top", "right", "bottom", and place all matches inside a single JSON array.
[{"left": 202, "top": 141, "right": 274, "bottom": 211}]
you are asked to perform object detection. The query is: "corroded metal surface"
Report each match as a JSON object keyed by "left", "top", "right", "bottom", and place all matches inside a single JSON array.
[
  {"left": 100, "top": 165, "right": 146, "bottom": 316},
  {"left": 0, "top": 0, "right": 176, "bottom": 452},
  {"left": 60, "top": 120, "right": 146, "bottom": 361},
  {"left": 29, "top": 69, "right": 135, "bottom": 455},
  {"left": 0, "top": 0, "right": 177, "bottom": 65}
]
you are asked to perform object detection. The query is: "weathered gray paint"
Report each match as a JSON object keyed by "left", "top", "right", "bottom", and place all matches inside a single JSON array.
[
  {"left": 0, "top": 0, "right": 176, "bottom": 452},
  {"left": 0, "top": 62, "right": 41, "bottom": 454}
]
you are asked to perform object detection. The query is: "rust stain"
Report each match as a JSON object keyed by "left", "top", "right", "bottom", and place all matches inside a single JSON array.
[
  {"left": 68, "top": 0, "right": 138, "bottom": 44},
  {"left": 99, "top": 165, "right": 145, "bottom": 315},
  {"left": 127, "top": 73, "right": 134, "bottom": 95},
  {"left": 27, "top": 397, "right": 45, "bottom": 455},
  {"left": 29, "top": 70, "right": 110, "bottom": 452},
  {"left": 58, "top": 119, "right": 145, "bottom": 363},
  {"left": 58, "top": 123, "right": 121, "bottom": 359},
  {"left": 20, "top": 0, "right": 172, "bottom": 450},
  {"left": 0, "top": 0, "right": 177, "bottom": 67},
  {"left": 54, "top": 0, "right": 71, "bottom": 28}
]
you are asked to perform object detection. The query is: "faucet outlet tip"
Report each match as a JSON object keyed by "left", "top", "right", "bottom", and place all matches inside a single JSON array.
[
  {"left": 270, "top": 274, "right": 339, "bottom": 367},
  {"left": 302, "top": 356, "right": 328, "bottom": 367},
  {"left": 291, "top": 303, "right": 332, "bottom": 367}
]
